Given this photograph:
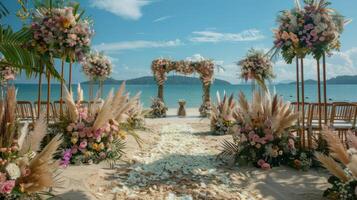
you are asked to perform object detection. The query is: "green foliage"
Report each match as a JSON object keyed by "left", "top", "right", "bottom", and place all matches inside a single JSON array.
[{"left": 0, "top": 2, "right": 9, "bottom": 19}]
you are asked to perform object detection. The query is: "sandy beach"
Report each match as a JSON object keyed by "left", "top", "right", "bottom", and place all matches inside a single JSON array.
[{"left": 53, "top": 108, "right": 330, "bottom": 200}]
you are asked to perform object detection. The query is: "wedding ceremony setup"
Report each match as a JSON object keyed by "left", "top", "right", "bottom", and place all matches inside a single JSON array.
[{"left": 1, "top": 0, "right": 357, "bottom": 199}]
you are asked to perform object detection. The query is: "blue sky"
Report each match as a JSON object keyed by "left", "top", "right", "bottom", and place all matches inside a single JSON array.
[{"left": 4, "top": 0, "right": 357, "bottom": 84}]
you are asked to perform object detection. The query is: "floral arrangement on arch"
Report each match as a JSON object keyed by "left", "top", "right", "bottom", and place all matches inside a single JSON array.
[
  {"left": 0, "top": 86, "right": 62, "bottom": 199},
  {"left": 151, "top": 58, "right": 215, "bottom": 86},
  {"left": 210, "top": 92, "right": 236, "bottom": 135},
  {"left": 82, "top": 52, "right": 112, "bottom": 81},
  {"left": 315, "top": 128, "right": 357, "bottom": 200},
  {"left": 30, "top": 4, "right": 93, "bottom": 60},
  {"left": 238, "top": 49, "right": 274, "bottom": 89},
  {"left": 219, "top": 90, "right": 300, "bottom": 170},
  {"left": 55, "top": 83, "right": 141, "bottom": 166},
  {"left": 272, "top": 0, "right": 347, "bottom": 63}
]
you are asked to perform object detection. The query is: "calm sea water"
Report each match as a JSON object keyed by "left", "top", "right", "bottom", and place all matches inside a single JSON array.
[{"left": 13, "top": 84, "right": 357, "bottom": 108}]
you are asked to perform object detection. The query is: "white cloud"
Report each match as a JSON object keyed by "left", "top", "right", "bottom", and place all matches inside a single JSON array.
[
  {"left": 185, "top": 54, "right": 206, "bottom": 62},
  {"left": 94, "top": 39, "right": 183, "bottom": 52},
  {"left": 190, "top": 29, "right": 265, "bottom": 43},
  {"left": 153, "top": 16, "right": 172, "bottom": 23},
  {"left": 90, "top": 0, "right": 150, "bottom": 20},
  {"left": 274, "top": 48, "right": 357, "bottom": 82}
]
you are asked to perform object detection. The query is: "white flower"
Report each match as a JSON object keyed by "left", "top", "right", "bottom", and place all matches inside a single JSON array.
[{"left": 5, "top": 163, "right": 21, "bottom": 180}]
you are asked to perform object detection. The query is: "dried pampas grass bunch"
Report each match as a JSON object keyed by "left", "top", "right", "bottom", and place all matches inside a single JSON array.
[
  {"left": 0, "top": 87, "right": 62, "bottom": 198},
  {"left": 315, "top": 128, "right": 357, "bottom": 199},
  {"left": 210, "top": 91, "right": 236, "bottom": 135}
]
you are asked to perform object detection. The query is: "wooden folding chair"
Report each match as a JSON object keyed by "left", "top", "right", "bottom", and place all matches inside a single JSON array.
[
  {"left": 33, "top": 101, "right": 56, "bottom": 121},
  {"left": 330, "top": 102, "right": 357, "bottom": 141},
  {"left": 16, "top": 101, "right": 35, "bottom": 123}
]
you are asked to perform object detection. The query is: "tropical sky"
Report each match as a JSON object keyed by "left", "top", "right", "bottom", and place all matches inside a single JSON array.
[{"left": 4, "top": 0, "right": 357, "bottom": 84}]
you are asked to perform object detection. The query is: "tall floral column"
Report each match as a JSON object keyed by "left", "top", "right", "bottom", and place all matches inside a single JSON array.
[
  {"left": 197, "top": 60, "right": 214, "bottom": 117},
  {"left": 238, "top": 48, "right": 274, "bottom": 92},
  {"left": 272, "top": 0, "right": 348, "bottom": 149},
  {"left": 30, "top": 5, "right": 93, "bottom": 119},
  {"left": 82, "top": 52, "right": 112, "bottom": 100}
]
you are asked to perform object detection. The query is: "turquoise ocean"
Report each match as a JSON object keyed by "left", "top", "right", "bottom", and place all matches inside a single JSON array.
[{"left": 13, "top": 84, "right": 357, "bottom": 108}]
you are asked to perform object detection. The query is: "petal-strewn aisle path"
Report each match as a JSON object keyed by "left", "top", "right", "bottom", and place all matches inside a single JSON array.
[{"left": 55, "top": 109, "right": 330, "bottom": 200}]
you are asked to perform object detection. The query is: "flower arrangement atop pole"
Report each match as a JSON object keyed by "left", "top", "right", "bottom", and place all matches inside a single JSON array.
[
  {"left": 238, "top": 49, "right": 274, "bottom": 90},
  {"left": 0, "top": 61, "right": 16, "bottom": 85},
  {"left": 151, "top": 58, "right": 215, "bottom": 117},
  {"left": 30, "top": 2, "right": 93, "bottom": 119},
  {"left": 270, "top": 0, "right": 349, "bottom": 149},
  {"left": 82, "top": 51, "right": 112, "bottom": 98}
]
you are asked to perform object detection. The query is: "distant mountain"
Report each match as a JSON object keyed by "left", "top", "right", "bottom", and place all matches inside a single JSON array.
[
  {"left": 82, "top": 75, "right": 231, "bottom": 85},
  {"left": 287, "top": 75, "right": 357, "bottom": 85}
]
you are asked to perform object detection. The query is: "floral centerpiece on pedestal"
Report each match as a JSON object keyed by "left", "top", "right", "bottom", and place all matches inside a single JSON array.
[
  {"left": 210, "top": 92, "right": 236, "bottom": 135},
  {"left": 56, "top": 83, "right": 141, "bottom": 166},
  {"left": 315, "top": 129, "right": 357, "bottom": 200},
  {"left": 238, "top": 49, "right": 274, "bottom": 90},
  {"left": 0, "top": 86, "right": 62, "bottom": 199},
  {"left": 219, "top": 91, "right": 299, "bottom": 169},
  {"left": 150, "top": 98, "right": 168, "bottom": 118},
  {"left": 272, "top": 0, "right": 347, "bottom": 62}
]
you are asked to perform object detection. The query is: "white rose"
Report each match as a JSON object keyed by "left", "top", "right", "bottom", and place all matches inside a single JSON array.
[{"left": 5, "top": 163, "right": 21, "bottom": 180}]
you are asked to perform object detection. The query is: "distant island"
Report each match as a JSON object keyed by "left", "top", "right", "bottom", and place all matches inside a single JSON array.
[
  {"left": 287, "top": 75, "right": 357, "bottom": 85},
  {"left": 81, "top": 75, "right": 231, "bottom": 85}
]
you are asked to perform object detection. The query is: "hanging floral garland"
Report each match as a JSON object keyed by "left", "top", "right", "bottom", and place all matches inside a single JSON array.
[
  {"left": 238, "top": 49, "right": 274, "bottom": 89},
  {"left": 272, "top": 0, "right": 346, "bottom": 63},
  {"left": 82, "top": 52, "right": 112, "bottom": 81},
  {"left": 30, "top": 6, "right": 93, "bottom": 61}
]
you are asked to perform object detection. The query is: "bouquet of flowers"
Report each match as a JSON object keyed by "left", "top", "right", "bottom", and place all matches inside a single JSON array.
[
  {"left": 272, "top": 0, "right": 347, "bottom": 63},
  {"left": 219, "top": 90, "right": 299, "bottom": 169},
  {"left": 315, "top": 128, "right": 357, "bottom": 200},
  {"left": 0, "top": 61, "right": 16, "bottom": 84},
  {"left": 125, "top": 99, "right": 147, "bottom": 129},
  {"left": 238, "top": 49, "right": 274, "bottom": 89},
  {"left": 210, "top": 92, "right": 236, "bottom": 135},
  {"left": 0, "top": 86, "right": 62, "bottom": 199},
  {"left": 30, "top": 5, "right": 93, "bottom": 60},
  {"left": 150, "top": 98, "right": 168, "bottom": 118},
  {"left": 82, "top": 52, "right": 112, "bottom": 81},
  {"left": 57, "top": 83, "right": 141, "bottom": 166}
]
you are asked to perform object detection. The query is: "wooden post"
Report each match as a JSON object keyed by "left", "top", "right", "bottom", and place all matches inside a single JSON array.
[
  {"left": 158, "top": 84, "right": 164, "bottom": 102},
  {"left": 317, "top": 58, "right": 322, "bottom": 129},
  {"left": 46, "top": 65, "right": 51, "bottom": 124},
  {"left": 37, "top": 64, "right": 44, "bottom": 119},
  {"left": 68, "top": 60, "right": 73, "bottom": 93},
  {"left": 60, "top": 59, "right": 65, "bottom": 117},
  {"left": 300, "top": 58, "right": 306, "bottom": 148},
  {"left": 296, "top": 57, "right": 301, "bottom": 147},
  {"left": 322, "top": 53, "right": 328, "bottom": 124}
]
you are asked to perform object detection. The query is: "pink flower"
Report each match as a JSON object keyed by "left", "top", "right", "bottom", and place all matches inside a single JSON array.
[
  {"left": 265, "top": 134, "right": 274, "bottom": 142},
  {"left": 0, "top": 180, "right": 15, "bottom": 194},
  {"left": 261, "top": 163, "right": 271, "bottom": 170},
  {"left": 288, "top": 139, "right": 295, "bottom": 149},
  {"left": 252, "top": 134, "right": 260, "bottom": 143},
  {"left": 79, "top": 131, "right": 86, "bottom": 138},
  {"left": 76, "top": 122, "right": 85, "bottom": 130},
  {"left": 79, "top": 140, "right": 87, "bottom": 149},
  {"left": 257, "top": 159, "right": 265, "bottom": 167}
]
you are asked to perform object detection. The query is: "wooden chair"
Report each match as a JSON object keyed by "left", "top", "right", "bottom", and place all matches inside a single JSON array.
[
  {"left": 330, "top": 102, "right": 357, "bottom": 130},
  {"left": 53, "top": 100, "right": 68, "bottom": 118},
  {"left": 308, "top": 102, "right": 333, "bottom": 129},
  {"left": 16, "top": 101, "right": 35, "bottom": 123},
  {"left": 33, "top": 101, "right": 56, "bottom": 121}
]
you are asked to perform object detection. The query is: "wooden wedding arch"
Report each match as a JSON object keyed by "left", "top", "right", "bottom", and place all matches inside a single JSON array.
[{"left": 151, "top": 58, "right": 215, "bottom": 117}]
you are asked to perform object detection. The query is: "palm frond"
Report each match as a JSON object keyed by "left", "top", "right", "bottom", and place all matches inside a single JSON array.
[
  {"left": 218, "top": 140, "right": 239, "bottom": 161},
  {"left": 0, "top": 2, "right": 9, "bottom": 19}
]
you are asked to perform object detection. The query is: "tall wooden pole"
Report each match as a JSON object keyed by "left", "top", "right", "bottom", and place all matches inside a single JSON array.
[
  {"left": 296, "top": 57, "right": 301, "bottom": 146},
  {"left": 300, "top": 58, "right": 306, "bottom": 148},
  {"left": 60, "top": 59, "right": 65, "bottom": 117},
  {"left": 322, "top": 53, "right": 328, "bottom": 124},
  {"left": 46, "top": 65, "right": 51, "bottom": 124},
  {"left": 37, "top": 64, "right": 43, "bottom": 119},
  {"left": 317, "top": 58, "right": 322, "bottom": 129},
  {"left": 68, "top": 60, "right": 73, "bottom": 93}
]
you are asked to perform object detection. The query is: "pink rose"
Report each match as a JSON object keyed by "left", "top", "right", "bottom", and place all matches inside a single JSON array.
[
  {"left": 257, "top": 159, "right": 265, "bottom": 167},
  {"left": 252, "top": 134, "right": 260, "bottom": 143},
  {"left": 79, "top": 131, "right": 86, "bottom": 138},
  {"left": 76, "top": 122, "right": 85, "bottom": 130},
  {"left": 261, "top": 163, "right": 271, "bottom": 170},
  {"left": 0, "top": 180, "right": 15, "bottom": 194},
  {"left": 79, "top": 140, "right": 87, "bottom": 149}
]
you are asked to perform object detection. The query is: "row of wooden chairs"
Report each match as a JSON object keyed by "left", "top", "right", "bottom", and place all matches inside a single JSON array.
[{"left": 15, "top": 100, "right": 102, "bottom": 123}]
